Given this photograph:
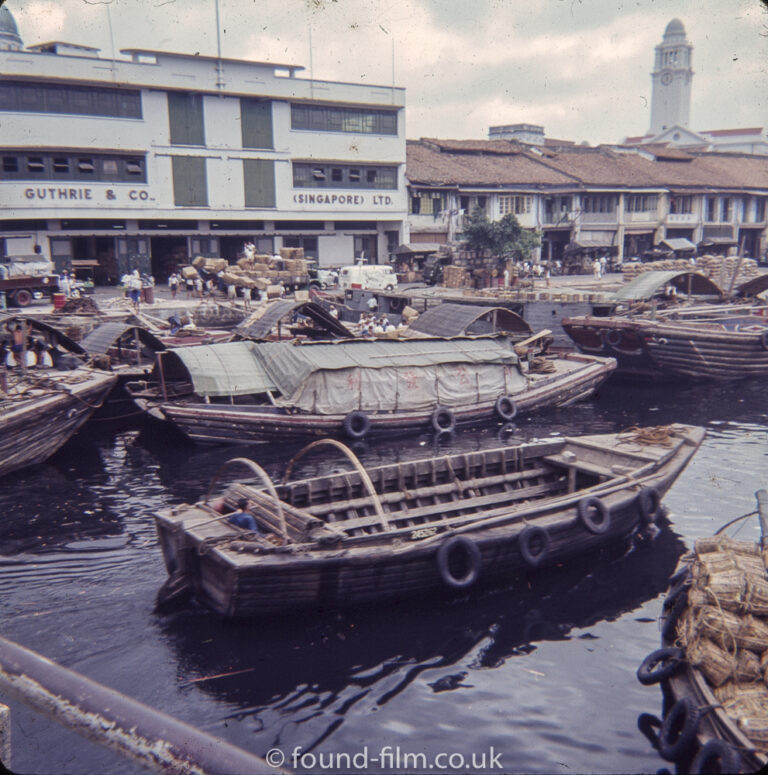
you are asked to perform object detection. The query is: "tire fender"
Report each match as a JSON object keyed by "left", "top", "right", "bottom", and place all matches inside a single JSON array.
[
  {"left": 577, "top": 496, "right": 611, "bottom": 534},
  {"left": 518, "top": 525, "right": 551, "bottom": 568},
  {"left": 343, "top": 411, "right": 371, "bottom": 440},
  {"left": 636, "top": 647, "right": 685, "bottom": 686},
  {"left": 690, "top": 739, "right": 741, "bottom": 775},
  {"left": 431, "top": 406, "right": 456, "bottom": 433},
  {"left": 659, "top": 697, "right": 701, "bottom": 762},
  {"left": 495, "top": 395, "right": 518, "bottom": 421},
  {"left": 436, "top": 536, "right": 481, "bottom": 589},
  {"left": 760, "top": 329, "right": 768, "bottom": 351},
  {"left": 637, "top": 486, "right": 661, "bottom": 524}
]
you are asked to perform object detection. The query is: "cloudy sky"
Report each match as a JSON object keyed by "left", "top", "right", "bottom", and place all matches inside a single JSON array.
[{"left": 9, "top": 0, "right": 768, "bottom": 145}]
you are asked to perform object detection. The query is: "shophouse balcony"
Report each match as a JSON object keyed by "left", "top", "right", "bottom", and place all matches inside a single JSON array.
[
  {"left": 623, "top": 211, "right": 658, "bottom": 225},
  {"left": 580, "top": 212, "right": 618, "bottom": 225}
]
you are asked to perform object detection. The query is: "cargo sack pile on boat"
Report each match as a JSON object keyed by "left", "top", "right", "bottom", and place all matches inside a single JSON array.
[{"left": 673, "top": 535, "right": 768, "bottom": 751}]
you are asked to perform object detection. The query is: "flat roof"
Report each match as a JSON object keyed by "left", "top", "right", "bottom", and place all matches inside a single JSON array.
[{"left": 120, "top": 48, "right": 304, "bottom": 73}]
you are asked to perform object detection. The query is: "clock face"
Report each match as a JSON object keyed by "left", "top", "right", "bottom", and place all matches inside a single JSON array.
[{"left": 661, "top": 71, "right": 672, "bottom": 85}]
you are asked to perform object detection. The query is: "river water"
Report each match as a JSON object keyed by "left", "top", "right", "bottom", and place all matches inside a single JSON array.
[{"left": 1, "top": 378, "right": 767, "bottom": 775}]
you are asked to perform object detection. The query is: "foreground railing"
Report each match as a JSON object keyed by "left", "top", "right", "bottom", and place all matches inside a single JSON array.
[{"left": 0, "top": 635, "right": 281, "bottom": 774}]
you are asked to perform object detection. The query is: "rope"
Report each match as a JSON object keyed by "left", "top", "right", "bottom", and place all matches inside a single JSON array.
[
  {"left": 617, "top": 425, "right": 677, "bottom": 447},
  {"left": 528, "top": 356, "right": 556, "bottom": 374}
]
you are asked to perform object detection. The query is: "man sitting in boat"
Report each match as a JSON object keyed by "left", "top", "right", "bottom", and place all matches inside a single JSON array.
[{"left": 227, "top": 499, "right": 261, "bottom": 532}]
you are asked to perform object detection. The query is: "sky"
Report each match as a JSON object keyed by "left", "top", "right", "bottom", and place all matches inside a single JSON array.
[{"left": 7, "top": 0, "right": 768, "bottom": 146}]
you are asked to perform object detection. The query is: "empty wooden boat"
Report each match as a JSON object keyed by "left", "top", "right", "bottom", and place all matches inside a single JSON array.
[{"left": 154, "top": 424, "right": 704, "bottom": 617}]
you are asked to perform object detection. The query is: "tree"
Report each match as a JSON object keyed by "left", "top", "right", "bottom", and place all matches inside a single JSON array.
[{"left": 461, "top": 208, "right": 541, "bottom": 262}]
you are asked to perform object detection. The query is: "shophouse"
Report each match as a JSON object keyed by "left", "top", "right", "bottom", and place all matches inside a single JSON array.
[
  {"left": 406, "top": 138, "right": 768, "bottom": 265},
  {"left": 0, "top": 6, "right": 407, "bottom": 282}
]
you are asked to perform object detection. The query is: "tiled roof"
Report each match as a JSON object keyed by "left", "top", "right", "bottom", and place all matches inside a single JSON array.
[
  {"left": 701, "top": 127, "right": 764, "bottom": 137},
  {"left": 406, "top": 138, "right": 768, "bottom": 191}
]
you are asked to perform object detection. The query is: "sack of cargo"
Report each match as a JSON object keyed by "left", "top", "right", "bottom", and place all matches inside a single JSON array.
[
  {"left": 703, "top": 569, "right": 768, "bottom": 617},
  {"left": 266, "top": 284, "right": 283, "bottom": 298},
  {"left": 254, "top": 278, "right": 270, "bottom": 290},
  {"left": 192, "top": 256, "right": 206, "bottom": 269},
  {"left": 696, "top": 535, "right": 761, "bottom": 556},
  {"left": 181, "top": 266, "right": 199, "bottom": 279},
  {"left": 697, "top": 606, "right": 768, "bottom": 653},
  {"left": 687, "top": 636, "right": 736, "bottom": 687}
]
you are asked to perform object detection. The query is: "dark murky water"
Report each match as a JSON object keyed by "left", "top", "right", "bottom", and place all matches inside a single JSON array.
[{"left": 1, "top": 378, "right": 767, "bottom": 774}]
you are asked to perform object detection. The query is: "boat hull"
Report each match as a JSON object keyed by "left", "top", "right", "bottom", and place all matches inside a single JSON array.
[
  {"left": 0, "top": 368, "right": 117, "bottom": 477},
  {"left": 155, "top": 425, "right": 704, "bottom": 617},
  {"left": 155, "top": 353, "right": 616, "bottom": 444}
]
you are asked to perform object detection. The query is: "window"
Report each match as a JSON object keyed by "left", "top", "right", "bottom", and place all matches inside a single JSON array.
[
  {"left": 172, "top": 156, "right": 208, "bottom": 207},
  {"left": 292, "top": 162, "right": 398, "bottom": 190},
  {"left": 102, "top": 160, "right": 119, "bottom": 175},
  {"left": 53, "top": 157, "right": 70, "bottom": 174},
  {"left": 0, "top": 80, "right": 141, "bottom": 118},
  {"left": 757, "top": 198, "right": 766, "bottom": 223},
  {"left": 125, "top": 159, "right": 144, "bottom": 177},
  {"left": 243, "top": 159, "right": 275, "bottom": 208},
  {"left": 409, "top": 190, "right": 444, "bottom": 216},
  {"left": 721, "top": 198, "right": 732, "bottom": 222},
  {"left": 2, "top": 156, "right": 18, "bottom": 173},
  {"left": 582, "top": 195, "right": 616, "bottom": 214},
  {"left": 167, "top": 92, "right": 205, "bottom": 146},
  {"left": 669, "top": 195, "right": 692, "bottom": 214},
  {"left": 499, "top": 195, "right": 532, "bottom": 215},
  {"left": 706, "top": 197, "right": 716, "bottom": 222},
  {"left": 624, "top": 194, "right": 658, "bottom": 213},
  {"left": 291, "top": 104, "right": 398, "bottom": 135},
  {"left": 27, "top": 157, "right": 45, "bottom": 173},
  {"left": 78, "top": 158, "right": 95, "bottom": 174}
]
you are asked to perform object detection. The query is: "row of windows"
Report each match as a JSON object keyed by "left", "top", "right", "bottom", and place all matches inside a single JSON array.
[
  {"left": 293, "top": 163, "right": 397, "bottom": 190},
  {"left": 291, "top": 104, "right": 398, "bottom": 135},
  {"left": 581, "top": 195, "right": 617, "bottom": 214},
  {"left": 1, "top": 152, "right": 146, "bottom": 182},
  {"left": 624, "top": 194, "right": 659, "bottom": 213},
  {"left": 0, "top": 80, "right": 142, "bottom": 119},
  {"left": 499, "top": 195, "right": 532, "bottom": 215},
  {"left": 668, "top": 196, "right": 693, "bottom": 214}
]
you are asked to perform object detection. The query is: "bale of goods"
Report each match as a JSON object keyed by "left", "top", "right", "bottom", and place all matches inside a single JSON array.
[
  {"left": 203, "top": 258, "right": 228, "bottom": 274},
  {"left": 443, "top": 265, "right": 469, "bottom": 289},
  {"left": 192, "top": 256, "right": 206, "bottom": 269},
  {"left": 266, "top": 284, "right": 283, "bottom": 298},
  {"left": 401, "top": 305, "right": 419, "bottom": 323},
  {"left": 686, "top": 636, "right": 739, "bottom": 687},
  {"left": 254, "top": 278, "right": 270, "bottom": 291},
  {"left": 181, "top": 266, "right": 199, "bottom": 279},
  {"left": 280, "top": 247, "right": 304, "bottom": 261}
]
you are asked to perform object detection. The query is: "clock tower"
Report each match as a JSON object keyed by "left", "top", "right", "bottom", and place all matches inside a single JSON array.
[{"left": 648, "top": 19, "right": 693, "bottom": 135}]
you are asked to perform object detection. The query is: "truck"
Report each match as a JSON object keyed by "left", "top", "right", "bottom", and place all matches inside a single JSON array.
[
  {"left": 338, "top": 262, "right": 398, "bottom": 292},
  {"left": 0, "top": 255, "right": 60, "bottom": 307}
]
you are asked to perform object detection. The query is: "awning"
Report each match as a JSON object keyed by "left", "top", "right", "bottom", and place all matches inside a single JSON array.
[
  {"left": 612, "top": 271, "right": 722, "bottom": 302},
  {"left": 394, "top": 243, "right": 442, "bottom": 255},
  {"left": 660, "top": 238, "right": 697, "bottom": 252},
  {"left": 699, "top": 237, "right": 737, "bottom": 247},
  {"left": 407, "top": 303, "right": 531, "bottom": 338},
  {"left": 164, "top": 341, "right": 277, "bottom": 397}
]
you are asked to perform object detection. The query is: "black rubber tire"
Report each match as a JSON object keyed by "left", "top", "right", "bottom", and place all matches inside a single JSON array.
[
  {"left": 760, "top": 330, "right": 768, "bottom": 351},
  {"left": 690, "top": 739, "right": 742, "bottom": 775},
  {"left": 661, "top": 590, "right": 688, "bottom": 643},
  {"left": 577, "top": 496, "right": 611, "bottom": 534},
  {"left": 637, "top": 486, "right": 662, "bottom": 524},
  {"left": 636, "top": 647, "right": 685, "bottom": 686},
  {"left": 663, "top": 575, "right": 690, "bottom": 611},
  {"left": 343, "top": 411, "right": 370, "bottom": 440},
  {"left": 518, "top": 525, "right": 551, "bottom": 568},
  {"left": 431, "top": 406, "right": 456, "bottom": 433},
  {"left": 495, "top": 395, "right": 518, "bottom": 421},
  {"left": 605, "top": 328, "right": 622, "bottom": 347},
  {"left": 659, "top": 697, "right": 702, "bottom": 762},
  {"left": 436, "top": 536, "right": 481, "bottom": 589},
  {"left": 14, "top": 288, "right": 33, "bottom": 307}
]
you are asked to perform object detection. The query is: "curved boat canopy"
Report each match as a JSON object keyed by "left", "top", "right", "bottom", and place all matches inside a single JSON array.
[
  {"left": 612, "top": 271, "right": 722, "bottom": 302},
  {"left": 735, "top": 275, "right": 768, "bottom": 299},
  {"left": 81, "top": 322, "right": 166, "bottom": 355},
  {"left": 235, "top": 300, "right": 353, "bottom": 341},
  {"left": 0, "top": 312, "right": 85, "bottom": 354},
  {"left": 407, "top": 303, "right": 532, "bottom": 337}
]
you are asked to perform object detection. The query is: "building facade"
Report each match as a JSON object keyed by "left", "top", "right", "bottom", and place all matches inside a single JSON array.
[
  {"left": 0, "top": 9, "right": 407, "bottom": 281},
  {"left": 406, "top": 139, "right": 768, "bottom": 264}
]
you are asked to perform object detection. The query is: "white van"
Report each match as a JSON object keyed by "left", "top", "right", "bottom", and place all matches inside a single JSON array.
[{"left": 338, "top": 263, "right": 398, "bottom": 291}]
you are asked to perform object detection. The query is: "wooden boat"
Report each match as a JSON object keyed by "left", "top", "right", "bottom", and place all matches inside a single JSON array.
[
  {"left": 128, "top": 337, "right": 616, "bottom": 443},
  {"left": 564, "top": 306, "right": 768, "bottom": 381},
  {"left": 154, "top": 424, "right": 704, "bottom": 617},
  {"left": 0, "top": 365, "right": 117, "bottom": 477},
  {"left": 637, "top": 496, "right": 768, "bottom": 774}
]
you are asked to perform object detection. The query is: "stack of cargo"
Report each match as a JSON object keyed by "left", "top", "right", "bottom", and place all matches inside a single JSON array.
[
  {"left": 695, "top": 254, "right": 760, "bottom": 290},
  {"left": 443, "top": 265, "right": 470, "bottom": 288},
  {"left": 622, "top": 259, "right": 693, "bottom": 281}
]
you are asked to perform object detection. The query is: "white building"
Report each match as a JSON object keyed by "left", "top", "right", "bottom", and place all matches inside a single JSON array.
[{"left": 0, "top": 6, "right": 407, "bottom": 281}]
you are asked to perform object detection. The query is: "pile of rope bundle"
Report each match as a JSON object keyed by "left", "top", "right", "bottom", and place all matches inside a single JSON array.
[
  {"left": 617, "top": 425, "right": 678, "bottom": 447},
  {"left": 673, "top": 536, "right": 768, "bottom": 751}
]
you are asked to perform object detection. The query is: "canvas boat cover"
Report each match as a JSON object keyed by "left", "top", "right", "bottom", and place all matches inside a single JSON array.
[
  {"left": 234, "top": 299, "right": 353, "bottom": 340},
  {"left": 612, "top": 271, "right": 722, "bottom": 302},
  {"left": 407, "top": 303, "right": 532, "bottom": 338},
  {"left": 254, "top": 338, "right": 527, "bottom": 415},
  {"left": 167, "top": 341, "right": 277, "bottom": 397},
  {"left": 660, "top": 238, "right": 697, "bottom": 251}
]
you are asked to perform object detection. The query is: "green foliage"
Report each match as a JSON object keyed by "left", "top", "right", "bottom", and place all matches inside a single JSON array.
[{"left": 462, "top": 208, "right": 541, "bottom": 261}]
